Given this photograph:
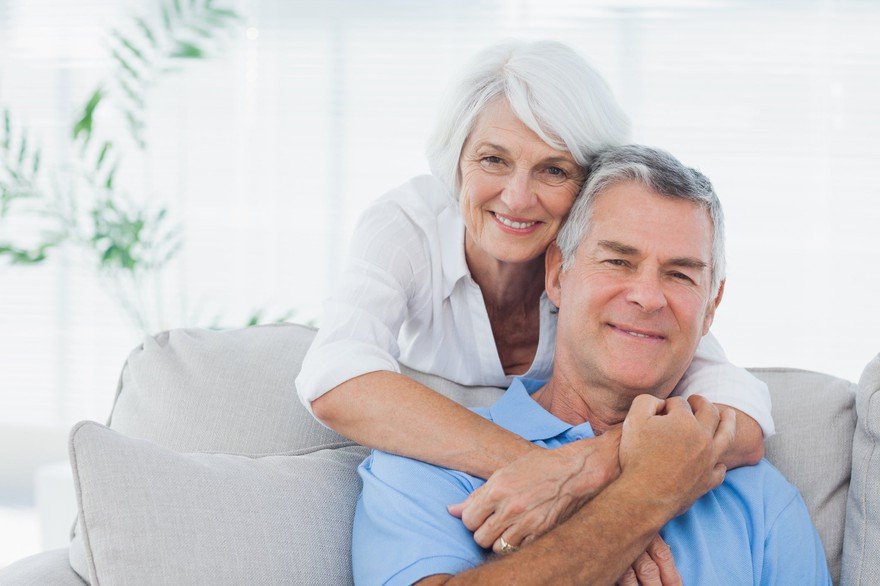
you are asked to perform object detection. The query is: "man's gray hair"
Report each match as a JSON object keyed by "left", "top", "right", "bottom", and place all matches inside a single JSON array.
[
  {"left": 556, "top": 145, "right": 726, "bottom": 296},
  {"left": 426, "top": 40, "right": 630, "bottom": 197}
]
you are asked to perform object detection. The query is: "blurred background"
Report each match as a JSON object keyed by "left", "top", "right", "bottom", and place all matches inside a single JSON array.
[{"left": 1, "top": 0, "right": 878, "bottom": 567}]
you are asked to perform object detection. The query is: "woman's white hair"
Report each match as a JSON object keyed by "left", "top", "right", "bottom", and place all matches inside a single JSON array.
[
  {"left": 556, "top": 145, "right": 727, "bottom": 297},
  {"left": 426, "top": 40, "right": 630, "bottom": 197}
]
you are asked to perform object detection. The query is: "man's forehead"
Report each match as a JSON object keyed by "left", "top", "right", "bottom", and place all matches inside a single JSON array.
[{"left": 585, "top": 183, "right": 713, "bottom": 264}]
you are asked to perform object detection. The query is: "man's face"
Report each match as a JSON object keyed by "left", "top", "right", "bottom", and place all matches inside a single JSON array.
[{"left": 546, "top": 180, "right": 723, "bottom": 400}]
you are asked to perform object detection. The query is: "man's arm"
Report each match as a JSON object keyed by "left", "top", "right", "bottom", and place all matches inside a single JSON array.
[
  {"left": 353, "top": 394, "right": 735, "bottom": 586},
  {"left": 417, "top": 470, "right": 679, "bottom": 585}
]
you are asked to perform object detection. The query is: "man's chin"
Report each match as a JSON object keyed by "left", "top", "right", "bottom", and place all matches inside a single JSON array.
[{"left": 604, "top": 369, "right": 677, "bottom": 401}]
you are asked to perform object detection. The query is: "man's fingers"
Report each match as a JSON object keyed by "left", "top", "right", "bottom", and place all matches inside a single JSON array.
[
  {"left": 710, "top": 463, "right": 728, "bottom": 491},
  {"left": 663, "top": 396, "right": 693, "bottom": 415},
  {"left": 689, "top": 394, "right": 720, "bottom": 432},
  {"left": 712, "top": 407, "right": 737, "bottom": 462},
  {"left": 624, "top": 394, "right": 665, "bottom": 427},
  {"left": 647, "top": 535, "right": 682, "bottom": 586}
]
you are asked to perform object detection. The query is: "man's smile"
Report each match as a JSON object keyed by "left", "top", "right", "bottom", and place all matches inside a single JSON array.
[{"left": 607, "top": 323, "right": 667, "bottom": 341}]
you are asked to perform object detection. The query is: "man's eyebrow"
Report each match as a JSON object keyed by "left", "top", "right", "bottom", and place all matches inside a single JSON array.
[
  {"left": 668, "top": 257, "right": 708, "bottom": 270},
  {"left": 598, "top": 240, "right": 708, "bottom": 270},
  {"left": 597, "top": 240, "right": 639, "bottom": 255}
]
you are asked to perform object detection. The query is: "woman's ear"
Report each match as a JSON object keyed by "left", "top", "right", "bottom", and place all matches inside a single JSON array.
[{"left": 545, "top": 242, "right": 565, "bottom": 308}]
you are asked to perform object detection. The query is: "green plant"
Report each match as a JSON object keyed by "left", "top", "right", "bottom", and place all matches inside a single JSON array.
[{"left": 0, "top": 0, "right": 267, "bottom": 332}]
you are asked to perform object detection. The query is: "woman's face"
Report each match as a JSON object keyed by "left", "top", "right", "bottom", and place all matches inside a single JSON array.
[{"left": 458, "top": 100, "right": 584, "bottom": 267}]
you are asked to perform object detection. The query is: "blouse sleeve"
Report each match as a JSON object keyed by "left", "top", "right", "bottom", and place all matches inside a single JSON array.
[
  {"left": 295, "top": 200, "right": 427, "bottom": 414},
  {"left": 674, "top": 332, "right": 776, "bottom": 438}
]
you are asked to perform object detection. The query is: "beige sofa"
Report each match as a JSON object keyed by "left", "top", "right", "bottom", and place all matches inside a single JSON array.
[{"left": 0, "top": 323, "right": 877, "bottom": 584}]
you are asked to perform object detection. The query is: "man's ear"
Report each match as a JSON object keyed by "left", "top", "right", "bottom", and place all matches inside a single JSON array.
[
  {"left": 702, "top": 279, "right": 725, "bottom": 335},
  {"left": 546, "top": 242, "right": 565, "bottom": 308}
]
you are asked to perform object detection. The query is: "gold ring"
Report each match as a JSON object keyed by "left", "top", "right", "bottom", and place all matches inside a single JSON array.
[{"left": 498, "top": 536, "right": 519, "bottom": 554}]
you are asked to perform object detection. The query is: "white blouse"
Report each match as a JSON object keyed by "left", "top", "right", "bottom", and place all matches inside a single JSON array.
[{"left": 296, "top": 175, "right": 775, "bottom": 437}]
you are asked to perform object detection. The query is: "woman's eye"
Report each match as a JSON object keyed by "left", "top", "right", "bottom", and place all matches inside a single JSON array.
[
  {"left": 546, "top": 166, "right": 566, "bottom": 177},
  {"left": 481, "top": 156, "right": 504, "bottom": 165}
]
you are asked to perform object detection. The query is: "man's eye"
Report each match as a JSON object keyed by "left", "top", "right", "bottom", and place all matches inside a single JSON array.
[
  {"left": 671, "top": 272, "right": 694, "bottom": 283},
  {"left": 604, "top": 259, "right": 628, "bottom": 267}
]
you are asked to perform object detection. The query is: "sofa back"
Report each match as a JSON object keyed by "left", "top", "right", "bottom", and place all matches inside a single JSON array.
[{"left": 69, "top": 323, "right": 869, "bottom": 584}]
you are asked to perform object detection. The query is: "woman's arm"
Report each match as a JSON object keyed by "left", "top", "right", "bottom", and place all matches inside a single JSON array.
[
  {"left": 312, "top": 371, "right": 539, "bottom": 478},
  {"left": 677, "top": 332, "right": 772, "bottom": 469},
  {"left": 719, "top": 406, "right": 764, "bottom": 467}
]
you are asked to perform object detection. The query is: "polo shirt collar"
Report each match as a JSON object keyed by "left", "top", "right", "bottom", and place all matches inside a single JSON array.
[
  {"left": 489, "top": 378, "right": 595, "bottom": 441},
  {"left": 438, "top": 203, "right": 469, "bottom": 299}
]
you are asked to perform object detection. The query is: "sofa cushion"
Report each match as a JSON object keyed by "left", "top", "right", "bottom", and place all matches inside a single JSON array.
[
  {"left": 0, "top": 548, "right": 85, "bottom": 585},
  {"left": 69, "top": 323, "right": 504, "bottom": 582},
  {"left": 69, "top": 420, "right": 368, "bottom": 585},
  {"left": 757, "top": 367, "right": 857, "bottom": 584},
  {"left": 842, "top": 354, "right": 880, "bottom": 585}
]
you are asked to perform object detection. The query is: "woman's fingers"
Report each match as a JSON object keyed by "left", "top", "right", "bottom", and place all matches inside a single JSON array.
[{"left": 646, "top": 535, "right": 682, "bottom": 585}]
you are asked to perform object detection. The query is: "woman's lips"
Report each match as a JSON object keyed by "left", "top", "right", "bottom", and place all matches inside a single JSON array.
[{"left": 491, "top": 211, "right": 541, "bottom": 234}]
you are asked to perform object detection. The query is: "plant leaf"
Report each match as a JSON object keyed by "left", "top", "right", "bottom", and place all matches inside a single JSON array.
[
  {"left": 135, "top": 18, "right": 158, "bottom": 48},
  {"left": 161, "top": 3, "right": 172, "bottom": 31},
  {"left": 96, "top": 141, "right": 112, "bottom": 168},
  {"left": 111, "top": 30, "right": 148, "bottom": 65},
  {"left": 171, "top": 41, "right": 205, "bottom": 59},
  {"left": 112, "top": 49, "right": 141, "bottom": 80},
  {"left": 17, "top": 134, "right": 27, "bottom": 165},
  {"left": 2, "top": 109, "right": 10, "bottom": 151},
  {"left": 73, "top": 88, "right": 104, "bottom": 141}
]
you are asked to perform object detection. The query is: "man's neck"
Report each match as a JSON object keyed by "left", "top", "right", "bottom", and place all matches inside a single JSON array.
[{"left": 531, "top": 366, "right": 637, "bottom": 436}]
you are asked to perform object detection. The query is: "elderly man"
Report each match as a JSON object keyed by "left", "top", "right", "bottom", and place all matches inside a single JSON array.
[{"left": 352, "top": 146, "right": 831, "bottom": 585}]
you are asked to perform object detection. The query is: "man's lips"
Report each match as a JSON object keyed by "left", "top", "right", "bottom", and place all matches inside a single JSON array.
[{"left": 608, "top": 323, "right": 666, "bottom": 341}]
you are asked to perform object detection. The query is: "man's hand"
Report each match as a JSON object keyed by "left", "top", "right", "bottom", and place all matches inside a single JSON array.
[
  {"left": 447, "top": 427, "right": 621, "bottom": 551},
  {"left": 620, "top": 394, "right": 736, "bottom": 515},
  {"left": 617, "top": 535, "right": 682, "bottom": 586}
]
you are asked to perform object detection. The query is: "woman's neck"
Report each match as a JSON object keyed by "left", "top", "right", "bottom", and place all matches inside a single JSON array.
[{"left": 464, "top": 232, "right": 546, "bottom": 311}]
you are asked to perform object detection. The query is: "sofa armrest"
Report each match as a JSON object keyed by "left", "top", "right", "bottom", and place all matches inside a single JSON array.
[{"left": 0, "top": 548, "right": 84, "bottom": 585}]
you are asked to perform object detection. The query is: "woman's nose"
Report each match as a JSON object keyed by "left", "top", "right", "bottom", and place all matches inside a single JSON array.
[{"left": 500, "top": 170, "right": 535, "bottom": 213}]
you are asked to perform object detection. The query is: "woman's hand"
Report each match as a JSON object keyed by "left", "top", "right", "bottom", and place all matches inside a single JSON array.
[
  {"left": 617, "top": 535, "right": 682, "bottom": 586},
  {"left": 447, "top": 426, "right": 622, "bottom": 552}
]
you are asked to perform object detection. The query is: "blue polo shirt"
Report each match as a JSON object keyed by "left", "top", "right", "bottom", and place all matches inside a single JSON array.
[{"left": 352, "top": 378, "right": 831, "bottom": 585}]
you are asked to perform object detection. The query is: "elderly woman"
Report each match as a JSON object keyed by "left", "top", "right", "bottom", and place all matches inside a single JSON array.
[{"left": 296, "top": 40, "right": 773, "bottom": 558}]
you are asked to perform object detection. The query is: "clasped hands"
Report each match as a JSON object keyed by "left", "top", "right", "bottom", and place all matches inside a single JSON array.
[{"left": 447, "top": 394, "right": 735, "bottom": 585}]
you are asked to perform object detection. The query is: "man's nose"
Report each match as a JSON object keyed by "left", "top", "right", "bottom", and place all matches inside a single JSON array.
[
  {"left": 500, "top": 170, "right": 536, "bottom": 213},
  {"left": 626, "top": 270, "right": 668, "bottom": 313}
]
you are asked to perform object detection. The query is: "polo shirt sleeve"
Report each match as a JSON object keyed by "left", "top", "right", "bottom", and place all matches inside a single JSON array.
[
  {"left": 295, "top": 199, "right": 427, "bottom": 414},
  {"left": 760, "top": 492, "right": 832, "bottom": 585},
  {"left": 674, "top": 331, "right": 776, "bottom": 438},
  {"left": 352, "top": 450, "right": 486, "bottom": 586}
]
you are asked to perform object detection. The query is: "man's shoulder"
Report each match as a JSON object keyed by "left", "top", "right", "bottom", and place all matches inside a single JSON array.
[
  {"left": 360, "top": 448, "right": 481, "bottom": 494},
  {"left": 713, "top": 459, "right": 803, "bottom": 522}
]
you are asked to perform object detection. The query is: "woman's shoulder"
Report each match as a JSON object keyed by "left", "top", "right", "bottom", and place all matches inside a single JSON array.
[{"left": 368, "top": 174, "right": 455, "bottom": 222}]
